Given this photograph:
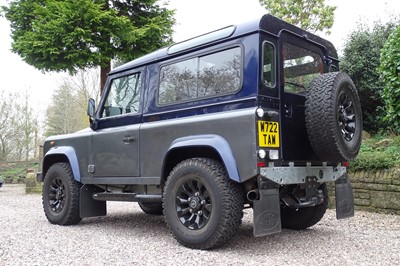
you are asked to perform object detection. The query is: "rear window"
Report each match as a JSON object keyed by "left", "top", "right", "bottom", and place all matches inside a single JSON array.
[
  {"left": 158, "top": 47, "right": 242, "bottom": 105},
  {"left": 283, "top": 42, "right": 323, "bottom": 94}
]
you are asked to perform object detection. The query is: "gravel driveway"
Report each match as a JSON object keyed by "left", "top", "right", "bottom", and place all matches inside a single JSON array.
[{"left": 1, "top": 184, "right": 399, "bottom": 265}]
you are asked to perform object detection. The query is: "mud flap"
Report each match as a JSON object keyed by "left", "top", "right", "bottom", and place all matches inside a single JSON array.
[
  {"left": 253, "top": 188, "right": 282, "bottom": 237},
  {"left": 80, "top": 185, "right": 107, "bottom": 218},
  {"left": 335, "top": 174, "right": 354, "bottom": 219}
]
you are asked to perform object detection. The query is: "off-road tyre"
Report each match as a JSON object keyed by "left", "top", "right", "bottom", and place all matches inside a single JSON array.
[
  {"left": 138, "top": 202, "right": 163, "bottom": 215},
  {"left": 42, "top": 162, "right": 82, "bottom": 225},
  {"left": 163, "top": 158, "right": 244, "bottom": 250},
  {"left": 305, "top": 72, "right": 362, "bottom": 162},
  {"left": 281, "top": 184, "right": 328, "bottom": 230}
]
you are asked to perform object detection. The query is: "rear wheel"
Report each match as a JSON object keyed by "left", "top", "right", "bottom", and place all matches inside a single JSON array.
[
  {"left": 163, "top": 158, "right": 244, "bottom": 250},
  {"left": 138, "top": 202, "right": 163, "bottom": 215},
  {"left": 42, "top": 162, "right": 82, "bottom": 225},
  {"left": 281, "top": 184, "right": 328, "bottom": 230}
]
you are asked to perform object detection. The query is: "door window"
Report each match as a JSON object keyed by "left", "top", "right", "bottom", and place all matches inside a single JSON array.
[
  {"left": 101, "top": 73, "right": 142, "bottom": 118},
  {"left": 262, "top": 42, "right": 276, "bottom": 88}
]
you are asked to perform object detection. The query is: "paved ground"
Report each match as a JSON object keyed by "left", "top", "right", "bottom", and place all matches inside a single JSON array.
[{"left": 1, "top": 184, "right": 399, "bottom": 265}]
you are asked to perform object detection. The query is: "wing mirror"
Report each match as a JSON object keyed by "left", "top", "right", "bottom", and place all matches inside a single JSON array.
[
  {"left": 87, "top": 98, "right": 96, "bottom": 129},
  {"left": 87, "top": 98, "right": 96, "bottom": 118}
]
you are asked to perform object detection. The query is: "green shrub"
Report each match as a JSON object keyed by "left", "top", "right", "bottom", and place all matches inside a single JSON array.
[
  {"left": 350, "top": 136, "right": 400, "bottom": 171},
  {"left": 379, "top": 26, "right": 400, "bottom": 133}
]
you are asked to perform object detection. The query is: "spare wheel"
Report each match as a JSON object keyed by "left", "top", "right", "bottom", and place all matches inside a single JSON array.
[{"left": 305, "top": 72, "right": 362, "bottom": 162}]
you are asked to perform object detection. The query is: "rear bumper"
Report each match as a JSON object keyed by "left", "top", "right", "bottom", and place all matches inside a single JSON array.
[{"left": 260, "top": 163, "right": 346, "bottom": 185}]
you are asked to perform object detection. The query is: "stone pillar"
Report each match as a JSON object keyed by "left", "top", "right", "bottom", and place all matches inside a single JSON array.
[{"left": 25, "top": 168, "right": 42, "bottom": 194}]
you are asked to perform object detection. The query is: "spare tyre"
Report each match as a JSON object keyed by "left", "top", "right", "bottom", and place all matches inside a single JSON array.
[{"left": 305, "top": 72, "right": 362, "bottom": 162}]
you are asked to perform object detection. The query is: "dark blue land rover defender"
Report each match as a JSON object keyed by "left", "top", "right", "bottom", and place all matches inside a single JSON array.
[{"left": 37, "top": 14, "right": 362, "bottom": 249}]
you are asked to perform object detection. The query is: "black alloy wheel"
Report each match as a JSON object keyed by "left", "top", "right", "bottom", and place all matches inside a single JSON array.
[
  {"left": 42, "top": 163, "right": 82, "bottom": 225},
  {"left": 176, "top": 178, "right": 212, "bottom": 230},
  {"left": 337, "top": 90, "right": 356, "bottom": 141},
  {"left": 48, "top": 176, "right": 66, "bottom": 214},
  {"left": 163, "top": 158, "right": 244, "bottom": 250}
]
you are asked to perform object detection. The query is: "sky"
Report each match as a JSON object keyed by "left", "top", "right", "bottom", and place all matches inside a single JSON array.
[{"left": 0, "top": 0, "right": 400, "bottom": 116}]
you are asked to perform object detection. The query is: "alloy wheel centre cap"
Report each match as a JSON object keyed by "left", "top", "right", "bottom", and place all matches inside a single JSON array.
[
  {"left": 190, "top": 198, "right": 200, "bottom": 210},
  {"left": 56, "top": 189, "right": 63, "bottom": 200}
]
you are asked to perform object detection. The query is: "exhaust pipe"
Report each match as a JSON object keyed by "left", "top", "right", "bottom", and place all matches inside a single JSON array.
[{"left": 246, "top": 190, "right": 259, "bottom": 201}]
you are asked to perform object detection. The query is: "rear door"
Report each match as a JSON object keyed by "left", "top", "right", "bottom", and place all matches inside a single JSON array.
[{"left": 279, "top": 32, "right": 327, "bottom": 161}]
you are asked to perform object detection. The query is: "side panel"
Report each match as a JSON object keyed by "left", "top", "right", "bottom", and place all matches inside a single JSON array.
[
  {"left": 42, "top": 129, "right": 92, "bottom": 181},
  {"left": 138, "top": 34, "right": 260, "bottom": 183},
  {"left": 140, "top": 108, "right": 258, "bottom": 183}
]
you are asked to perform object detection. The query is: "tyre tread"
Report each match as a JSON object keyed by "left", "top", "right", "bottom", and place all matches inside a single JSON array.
[
  {"left": 42, "top": 162, "right": 81, "bottom": 225},
  {"left": 305, "top": 72, "right": 362, "bottom": 162},
  {"left": 163, "top": 158, "right": 244, "bottom": 250}
]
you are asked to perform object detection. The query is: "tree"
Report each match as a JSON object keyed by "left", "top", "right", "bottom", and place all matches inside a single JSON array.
[
  {"left": 379, "top": 26, "right": 400, "bottom": 133},
  {"left": 45, "top": 69, "right": 99, "bottom": 136},
  {"left": 0, "top": 91, "right": 15, "bottom": 160},
  {"left": 16, "top": 91, "right": 39, "bottom": 160},
  {"left": 2, "top": 0, "right": 175, "bottom": 94},
  {"left": 259, "top": 0, "right": 336, "bottom": 34},
  {"left": 0, "top": 90, "right": 38, "bottom": 161},
  {"left": 340, "top": 21, "right": 398, "bottom": 133}
]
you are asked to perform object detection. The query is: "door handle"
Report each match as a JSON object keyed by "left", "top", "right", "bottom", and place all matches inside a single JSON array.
[{"left": 122, "top": 136, "right": 136, "bottom": 144}]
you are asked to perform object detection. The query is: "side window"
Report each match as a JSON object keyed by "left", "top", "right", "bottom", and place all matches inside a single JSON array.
[
  {"left": 101, "top": 73, "right": 141, "bottom": 118},
  {"left": 262, "top": 42, "right": 276, "bottom": 88},
  {"left": 158, "top": 47, "right": 241, "bottom": 105},
  {"left": 283, "top": 42, "right": 323, "bottom": 94}
]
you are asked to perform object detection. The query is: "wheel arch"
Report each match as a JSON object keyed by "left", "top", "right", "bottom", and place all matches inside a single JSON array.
[
  {"left": 42, "top": 146, "right": 81, "bottom": 182},
  {"left": 161, "top": 134, "right": 241, "bottom": 183}
]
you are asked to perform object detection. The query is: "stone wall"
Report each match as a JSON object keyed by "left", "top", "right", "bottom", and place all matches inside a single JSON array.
[
  {"left": 25, "top": 171, "right": 42, "bottom": 194},
  {"left": 329, "top": 168, "right": 400, "bottom": 215}
]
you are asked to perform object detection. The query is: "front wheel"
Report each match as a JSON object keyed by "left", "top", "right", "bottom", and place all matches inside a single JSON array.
[
  {"left": 42, "top": 162, "right": 82, "bottom": 225},
  {"left": 163, "top": 158, "right": 244, "bottom": 250}
]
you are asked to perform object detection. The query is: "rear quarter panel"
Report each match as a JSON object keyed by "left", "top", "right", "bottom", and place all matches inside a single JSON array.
[{"left": 140, "top": 107, "right": 258, "bottom": 183}]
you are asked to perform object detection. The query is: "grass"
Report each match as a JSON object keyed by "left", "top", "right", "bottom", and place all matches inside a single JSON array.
[
  {"left": 350, "top": 135, "right": 400, "bottom": 171},
  {"left": 0, "top": 161, "right": 40, "bottom": 178}
]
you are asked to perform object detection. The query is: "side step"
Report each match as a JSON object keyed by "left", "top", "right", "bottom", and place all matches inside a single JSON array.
[{"left": 93, "top": 192, "right": 162, "bottom": 202}]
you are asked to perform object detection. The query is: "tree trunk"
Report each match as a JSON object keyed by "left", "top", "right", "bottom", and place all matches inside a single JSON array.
[
  {"left": 100, "top": 62, "right": 111, "bottom": 95},
  {"left": 0, "top": 136, "right": 6, "bottom": 161}
]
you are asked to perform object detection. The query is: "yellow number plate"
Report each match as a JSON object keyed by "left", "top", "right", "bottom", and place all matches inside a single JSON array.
[{"left": 258, "top": 121, "right": 280, "bottom": 147}]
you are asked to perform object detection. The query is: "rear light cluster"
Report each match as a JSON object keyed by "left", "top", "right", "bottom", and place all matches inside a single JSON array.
[{"left": 257, "top": 149, "right": 279, "bottom": 160}]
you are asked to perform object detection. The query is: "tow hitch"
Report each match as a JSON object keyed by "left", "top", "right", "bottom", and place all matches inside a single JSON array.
[{"left": 281, "top": 176, "right": 325, "bottom": 209}]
